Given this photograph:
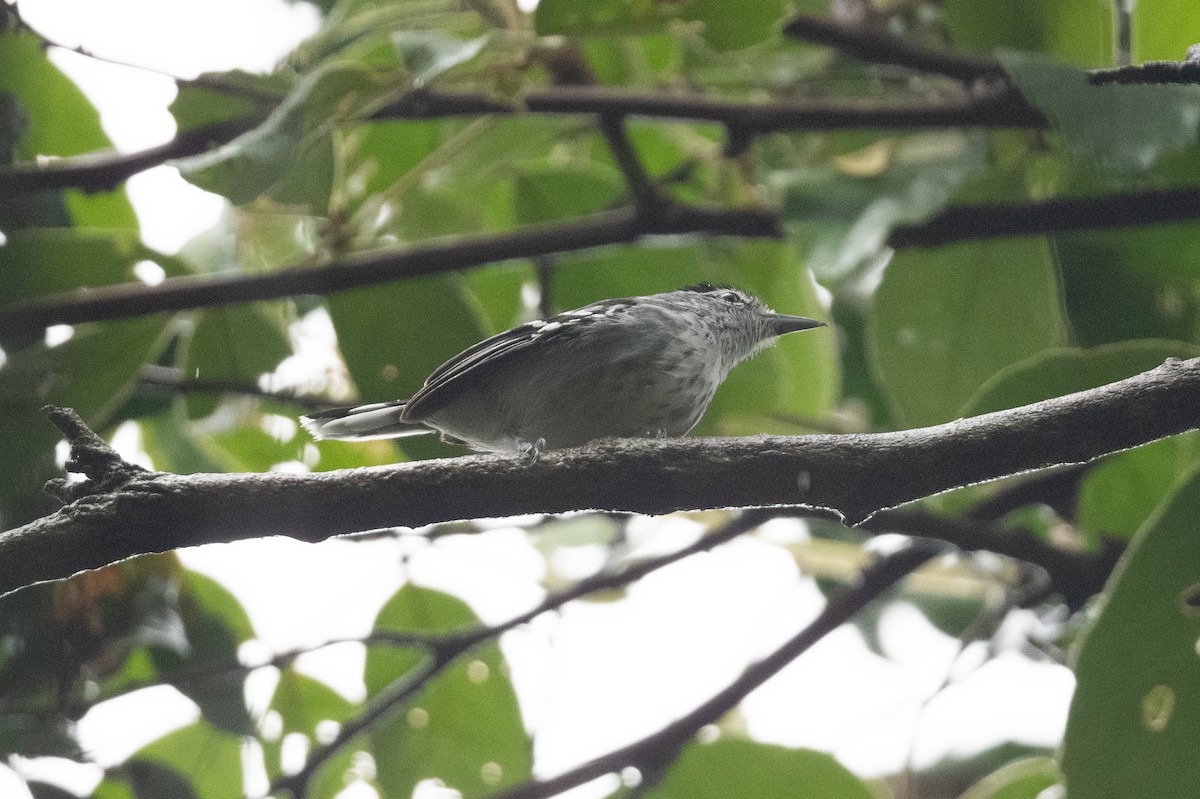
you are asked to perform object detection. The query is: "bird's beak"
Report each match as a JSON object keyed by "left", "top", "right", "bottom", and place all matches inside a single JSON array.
[{"left": 769, "top": 314, "right": 826, "bottom": 335}]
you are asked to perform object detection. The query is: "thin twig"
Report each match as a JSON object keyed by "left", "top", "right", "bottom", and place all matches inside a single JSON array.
[
  {"left": 597, "top": 114, "right": 663, "bottom": 213},
  {"left": 137, "top": 365, "right": 346, "bottom": 412},
  {"left": 0, "top": 202, "right": 782, "bottom": 333},
  {"left": 781, "top": 13, "right": 1005, "bottom": 83}
]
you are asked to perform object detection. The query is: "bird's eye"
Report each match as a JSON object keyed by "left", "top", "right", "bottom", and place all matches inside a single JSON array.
[{"left": 718, "top": 291, "right": 743, "bottom": 305}]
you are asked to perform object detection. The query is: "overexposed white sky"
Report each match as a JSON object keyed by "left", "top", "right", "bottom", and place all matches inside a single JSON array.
[{"left": 2, "top": 2, "right": 1075, "bottom": 796}]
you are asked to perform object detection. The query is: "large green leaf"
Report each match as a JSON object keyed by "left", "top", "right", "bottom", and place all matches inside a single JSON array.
[
  {"left": 1060, "top": 466, "right": 1200, "bottom": 798},
  {"left": 944, "top": 0, "right": 1112, "bottom": 66},
  {"left": 127, "top": 721, "right": 244, "bottom": 799},
  {"left": 181, "top": 305, "right": 292, "bottom": 418},
  {"left": 0, "top": 31, "right": 137, "bottom": 229},
  {"left": 534, "top": 0, "right": 680, "bottom": 36},
  {"left": 644, "top": 740, "right": 874, "bottom": 799},
  {"left": 364, "top": 585, "right": 532, "bottom": 799},
  {"left": 999, "top": 51, "right": 1200, "bottom": 176},
  {"left": 781, "top": 131, "right": 988, "bottom": 281},
  {"left": 867, "top": 237, "right": 1067, "bottom": 428},
  {"left": 1131, "top": 0, "right": 1200, "bottom": 62}
]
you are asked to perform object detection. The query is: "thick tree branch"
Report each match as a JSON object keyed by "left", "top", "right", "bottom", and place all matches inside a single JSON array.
[
  {"left": 1, "top": 358, "right": 1196, "bottom": 598},
  {"left": 0, "top": 203, "right": 781, "bottom": 334},
  {"left": 781, "top": 13, "right": 1006, "bottom": 83},
  {"left": 887, "top": 186, "right": 1200, "bottom": 248}
]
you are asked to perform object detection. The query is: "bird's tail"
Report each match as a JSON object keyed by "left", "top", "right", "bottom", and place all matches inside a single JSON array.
[{"left": 300, "top": 401, "right": 435, "bottom": 441}]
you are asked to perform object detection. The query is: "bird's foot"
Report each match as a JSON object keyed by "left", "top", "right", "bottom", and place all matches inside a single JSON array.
[{"left": 516, "top": 437, "right": 546, "bottom": 465}]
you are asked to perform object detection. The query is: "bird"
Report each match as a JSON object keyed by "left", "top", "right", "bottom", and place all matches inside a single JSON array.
[{"left": 301, "top": 284, "right": 826, "bottom": 460}]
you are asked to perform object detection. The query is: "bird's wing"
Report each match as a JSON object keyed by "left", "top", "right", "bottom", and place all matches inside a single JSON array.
[{"left": 402, "top": 299, "right": 632, "bottom": 420}]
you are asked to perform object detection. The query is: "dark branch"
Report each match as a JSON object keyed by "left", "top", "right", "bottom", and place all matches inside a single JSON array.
[
  {"left": 40, "top": 406, "right": 150, "bottom": 503},
  {"left": 2, "top": 357, "right": 1196, "bottom": 598},
  {"left": 0, "top": 118, "right": 261, "bottom": 194},
  {"left": 1090, "top": 45, "right": 1200, "bottom": 85},
  {"left": 597, "top": 114, "right": 663, "bottom": 214},
  {"left": 483, "top": 539, "right": 946, "bottom": 799},
  {"left": 887, "top": 186, "right": 1200, "bottom": 248},
  {"left": 781, "top": 13, "right": 1005, "bottom": 83},
  {"left": 136, "top": 365, "right": 345, "bottom": 412},
  {"left": 0, "top": 203, "right": 781, "bottom": 334}
]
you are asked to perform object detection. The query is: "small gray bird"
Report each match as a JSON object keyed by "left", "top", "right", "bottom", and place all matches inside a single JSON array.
[{"left": 301, "top": 284, "right": 825, "bottom": 459}]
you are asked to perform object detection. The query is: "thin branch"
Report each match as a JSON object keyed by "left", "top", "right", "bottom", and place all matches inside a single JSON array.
[
  {"left": 274, "top": 509, "right": 777, "bottom": 797},
  {"left": 1089, "top": 61, "right": 1200, "bottom": 85},
  {"left": 0, "top": 118, "right": 261, "bottom": 194},
  {"left": 2, "top": 357, "right": 1197, "bottom": 598},
  {"left": 597, "top": 114, "right": 663, "bottom": 214},
  {"left": 781, "top": 13, "right": 1006, "bottom": 83},
  {"left": 0, "top": 202, "right": 781, "bottom": 334},
  {"left": 136, "top": 365, "right": 346, "bottom": 412},
  {"left": 482, "top": 538, "right": 947, "bottom": 799},
  {"left": 887, "top": 186, "right": 1200, "bottom": 248}
]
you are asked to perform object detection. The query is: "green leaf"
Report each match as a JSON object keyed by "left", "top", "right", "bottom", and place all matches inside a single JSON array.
[
  {"left": 393, "top": 31, "right": 487, "bottom": 86},
  {"left": 169, "top": 72, "right": 285, "bottom": 132},
  {"left": 534, "top": 0, "right": 680, "bottom": 36},
  {"left": 1077, "top": 432, "right": 1200, "bottom": 542},
  {"left": 963, "top": 341, "right": 1200, "bottom": 416},
  {"left": 958, "top": 756, "right": 1061, "bottom": 799},
  {"left": 0, "top": 714, "right": 80, "bottom": 758},
  {"left": 271, "top": 669, "right": 357, "bottom": 738},
  {"left": 781, "top": 131, "right": 988, "bottom": 280},
  {"left": 944, "top": 0, "right": 1112, "bottom": 66},
  {"left": 513, "top": 164, "right": 624, "bottom": 225},
  {"left": 181, "top": 305, "right": 292, "bottom": 418},
  {"left": 1132, "top": 0, "right": 1200, "bottom": 62},
  {"left": 0, "top": 30, "right": 137, "bottom": 229},
  {"left": 680, "top": 0, "right": 785, "bottom": 52},
  {"left": 867, "top": 237, "right": 1067, "bottom": 427},
  {"left": 644, "top": 740, "right": 874, "bottom": 799},
  {"left": 174, "top": 62, "right": 377, "bottom": 204},
  {"left": 999, "top": 51, "right": 1200, "bottom": 175},
  {"left": 365, "top": 585, "right": 532, "bottom": 799},
  {"left": 128, "top": 721, "right": 243, "bottom": 799},
  {"left": 326, "top": 274, "right": 489, "bottom": 460},
  {"left": 1060, "top": 466, "right": 1200, "bottom": 798}
]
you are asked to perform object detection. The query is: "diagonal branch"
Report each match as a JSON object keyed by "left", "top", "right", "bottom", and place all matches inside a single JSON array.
[
  {"left": 1, "top": 357, "right": 1196, "bottom": 598},
  {"left": 0, "top": 202, "right": 781, "bottom": 334},
  {"left": 481, "top": 538, "right": 946, "bottom": 799}
]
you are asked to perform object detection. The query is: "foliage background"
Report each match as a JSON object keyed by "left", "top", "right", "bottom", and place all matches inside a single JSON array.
[{"left": 1, "top": 0, "right": 1200, "bottom": 798}]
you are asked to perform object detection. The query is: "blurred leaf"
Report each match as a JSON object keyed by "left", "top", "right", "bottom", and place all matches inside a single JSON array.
[
  {"left": 1054, "top": 225, "right": 1200, "bottom": 348},
  {"left": 999, "top": 51, "right": 1200, "bottom": 176},
  {"left": 0, "top": 30, "right": 137, "bottom": 229},
  {"left": 175, "top": 62, "right": 378, "bottom": 204},
  {"left": 1061, "top": 466, "right": 1200, "bottom": 798},
  {"left": 644, "top": 740, "right": 874, "bottom": 799},
  {"left": 944, "top": 0, "right": 1112, "bottom": 66},
  {"left": 513, "top": 164, "right": 624, "bottom": 225},
  {"left": 680, "top": 0, "right": 785, "bottom": 52},
  {"left": 90, "top": 778, "right": 140, "bottom": 799},
  {"left": 127, "top": 760, "right": 201, "bottom": 799},
  {"left": 271, "top": 669, "right": 356, "bottom": 738},
  {"left": 129, "top": 721, "right": 242, "bottom": 799},
  {"left": 534, "top": 0, "right": 680, "bottom": 36},
  {"left": 1131, "top": 0, "right": 1200, "bottom": 62},
  {"left": 170, "top": 72, "right": 285, "bottom": 132},
  {"left": 1077, "top": 432, "right": 1200, "bottom": 542},
  {"left": 781, "top": 131, "right": 988, "bottom": 280},
  {"left": 958, "top": 756, "right": 1060, "bottom": 799},
  {"left": 0, "top": 315, "right": 170, "bottom": 527},
  {"left": 867, "top": 237, "right": 1067, "bottom": 427},
  {"left": 181, "top": 305, "right": 292, "bottom": 418},
  {"left": 365, "top": 584, "right": 532, "bottom": 799},
  {"left": 327, "top": 274, "right": 488, "bottom": 460},
  {"left": 963, "top": 340, "right": 1200, "bottom": 415},
  {"left": 0, "top": 715, "right": 80, "bottom": 758},
  {"left": 393, "top": 31, "right": 486, "bottom": 85},
  {"left": 27, "top": 780, "right": 84, "bottom": 799}
]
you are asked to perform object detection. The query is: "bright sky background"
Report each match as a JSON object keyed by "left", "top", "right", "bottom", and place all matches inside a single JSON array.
[{"left": 3, "top": 2, "right": 1075, "bottom": 796}]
